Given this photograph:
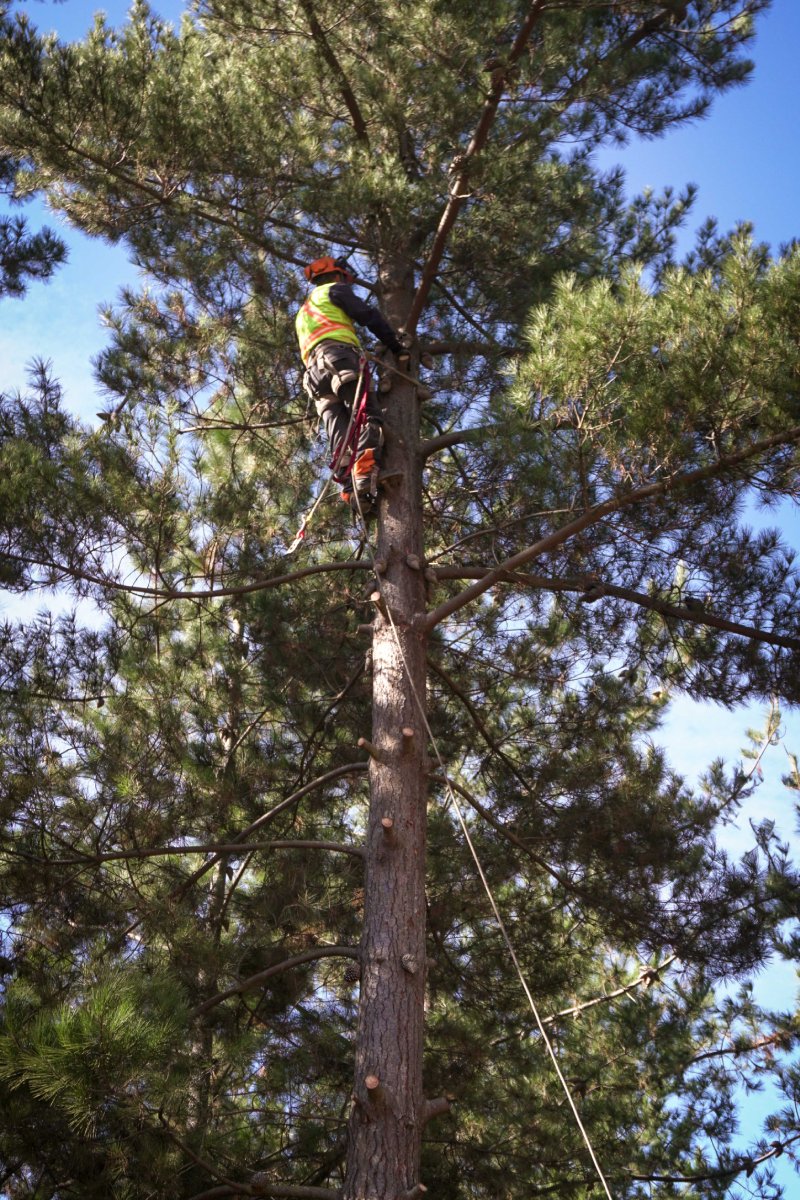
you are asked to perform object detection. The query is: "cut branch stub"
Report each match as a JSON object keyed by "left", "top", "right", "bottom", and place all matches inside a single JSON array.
[
  {"left": 423, "top": 1096, "right": 451, "bottom": 1125},
  {"left": 369, "top": 589, "right": 389, "bottom": 618},
  {"left": 400, "top": 1186, "right": 428, "bottom": 1200},
  {"left": 358, "top": 736, "right": 388, "bottom": 763}
]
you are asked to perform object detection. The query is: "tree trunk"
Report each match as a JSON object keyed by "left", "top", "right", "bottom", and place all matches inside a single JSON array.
[{"left": 343, "top": 261, "right": 430, "bottom": 1200}]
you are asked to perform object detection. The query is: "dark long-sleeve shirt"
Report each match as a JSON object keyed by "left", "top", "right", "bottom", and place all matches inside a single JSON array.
[{"left": 327, "top": 282, "right": 403, "bottom": 355}]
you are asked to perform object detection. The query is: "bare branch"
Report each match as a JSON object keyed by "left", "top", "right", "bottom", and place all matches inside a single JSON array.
[
  {"left": 423, "top": 1096, "right": 452, "bottom": 1125},
  {"left": 417, "top": 425, "right": 800, "bottom": 631},
  {"left": 189, "top": 946, "right": 361, "bottom": 1019},
  {"left": 420, "top": 428, "right": 485, "bottom": 459},
  {"left": 186, "top": 1188, "right": 247, "bottom": 1200}
]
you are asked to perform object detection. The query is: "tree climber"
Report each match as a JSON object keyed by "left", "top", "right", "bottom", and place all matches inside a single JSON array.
[{"left": 296, "top": 255, "right": 405, "bottom": 513}]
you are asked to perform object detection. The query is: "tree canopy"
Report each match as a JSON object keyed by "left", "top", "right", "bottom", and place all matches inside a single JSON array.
[{"left": 1, "top": 2, "right": 799, "bottom": 1198}]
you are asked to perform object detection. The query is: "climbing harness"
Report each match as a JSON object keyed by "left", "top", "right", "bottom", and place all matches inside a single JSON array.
[
  {"left": 330, "top": 368, "right": 370, "bottom": 486},
  {"left": 286, "top": 360, "right": 372, "bottom": 554}
]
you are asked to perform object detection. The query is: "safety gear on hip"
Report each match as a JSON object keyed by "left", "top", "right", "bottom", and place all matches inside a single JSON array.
[{"left": 302, "top": 341, "right": 362, "bottom": 404}]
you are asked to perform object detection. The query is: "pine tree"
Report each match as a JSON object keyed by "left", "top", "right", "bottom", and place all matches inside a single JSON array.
[
  {"left": 1, "top": 2, "right": 800, "bottom": 1198},
  {"left": 0, "top": 156, "right": 65, "bottom": 297}
]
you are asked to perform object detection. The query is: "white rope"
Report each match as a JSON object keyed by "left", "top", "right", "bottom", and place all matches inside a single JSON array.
[{"left": 354, "top": 497, "right": 614, "bottom": 1200}]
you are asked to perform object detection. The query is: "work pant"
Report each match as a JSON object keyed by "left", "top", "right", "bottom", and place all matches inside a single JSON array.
[{"left": 303, "top": 341, "right": 383, "bottom": 466}]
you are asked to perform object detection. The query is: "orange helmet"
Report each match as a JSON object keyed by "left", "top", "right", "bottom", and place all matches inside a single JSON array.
[{"left": 304, "top": 255, "right": 355, "bottom": 284}]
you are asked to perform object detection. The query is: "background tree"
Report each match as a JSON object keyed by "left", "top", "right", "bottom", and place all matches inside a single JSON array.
[
  {"left": 0, "top": 155, "right": 65, "bottom": 297},
  {"left": 1, "top": 2, "right": 800, "bottom": 1198}
]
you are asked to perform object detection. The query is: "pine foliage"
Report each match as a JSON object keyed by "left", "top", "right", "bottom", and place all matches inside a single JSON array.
[{"left": 0, "top": 1, "right": 799, "bottom": 1197}]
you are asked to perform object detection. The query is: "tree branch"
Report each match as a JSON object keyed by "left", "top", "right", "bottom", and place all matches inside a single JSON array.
[
  {"left": 186, "top": 1188, "right": 247, "bottom": 1200},
  {"left": 252, "top": 1182, "right": 339, "bottom": 1200},
  {"left": 428, "top": 658, "right": 556, "bottom": 812},
  {"left": 430, "top": 772, "right": 571, "bottom": 892},
  {"left": 32, "top": 839, "right": 365, "bottom": 867},
  {"left": 159, "top": 1115, "right": 250, "bottom": 1195},
  {"left": 420, "top": 340, "right": 504, "bottom": 358},
  {"left": 420, "top": 427, "right": 486, "bottom": 459},
  {"left": 542, "top": 956, "right": 677, "bottom": 1025},
  {"left": 2, "top": 552, "right": 371, "bottom": 602},
  {"left": 430, "top": 566, "right": 800, "bottom": 652},
  {"left": 423, "top": 1096, "right": 452, "bottom": 1125},
  {"left": 189, "top": 946, "right": 361, "bottom": 1019},
  {"left": 111, "top": 763, "right": 368, "bottom": 953},
  {"left": 417, "top": 425, "right": 800, "bottom": 631},
  {"left": 601, "top": 581, "right": 800, "bottom": 652},
  {"left": 296, "top": 0, "right": 370, "bottom": 144},
  {"left": 405, "top": 0, "right": 548, "bottom": 333},
  {"left": 625, "top": 1129, "right": 800, "bottom": 1183},
  {"left": 687, "top": 1030, "right": 795, "bottom": 1067},
  {"left": 619, "top": 4, "right": 686, "bottom": 55},
  {"left": 174, "top": 763, "right": 369, "bottom": 894}
]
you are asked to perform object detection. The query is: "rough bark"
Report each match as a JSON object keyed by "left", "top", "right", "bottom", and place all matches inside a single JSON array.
[{"left": 342, "top": 259, "right": 430, "bottom": 1199}]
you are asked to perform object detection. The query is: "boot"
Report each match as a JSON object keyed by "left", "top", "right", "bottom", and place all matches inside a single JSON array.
[{"left": 341, "top": 447, "right": 380, "bottom": 516}]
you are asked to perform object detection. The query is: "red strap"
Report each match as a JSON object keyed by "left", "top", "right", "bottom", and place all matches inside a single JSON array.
[{"left": 331, "top": 364, "right": 370, "bottom": 483}]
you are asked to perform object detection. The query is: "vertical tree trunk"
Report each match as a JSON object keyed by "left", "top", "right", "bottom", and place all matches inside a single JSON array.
[{"left": 343, "top": 262, "right": 430, "bottom": 1200}]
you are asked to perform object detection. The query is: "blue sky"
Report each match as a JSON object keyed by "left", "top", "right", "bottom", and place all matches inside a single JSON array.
[{"left": 2, "top": 0, "right": 800, "bottom": 1184}]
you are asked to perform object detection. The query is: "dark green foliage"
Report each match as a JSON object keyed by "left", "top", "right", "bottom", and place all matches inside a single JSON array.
[
  {"left": 0, "top": 155, "right": 66, "bottom": 297},
  {"left": 0, "top": 1, "right": 799, "bottom": 1198}
]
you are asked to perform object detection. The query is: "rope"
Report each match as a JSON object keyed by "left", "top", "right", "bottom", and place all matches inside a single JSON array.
[
  {"left": 352, "top": 496, "right": 614, "bottom": 1200},
  {"left": 362, "top": 348, "right": 418, "bottom": 389},
  {"left": 286, "top": 362, "right": 369, "bottom": 555}
]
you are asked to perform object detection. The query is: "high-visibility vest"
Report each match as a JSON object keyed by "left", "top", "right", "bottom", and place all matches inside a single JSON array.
[{"left": 295, "top": 283, "right": 361, "bottom": 364}]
